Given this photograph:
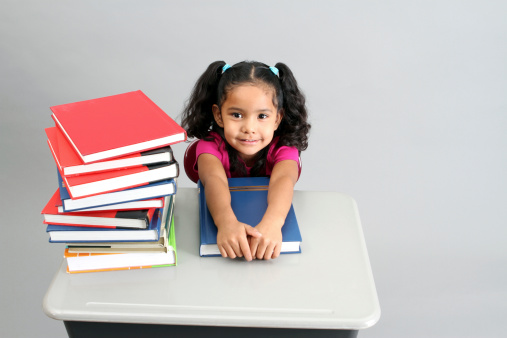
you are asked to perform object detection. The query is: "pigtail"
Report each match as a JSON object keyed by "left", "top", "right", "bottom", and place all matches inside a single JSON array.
[
  {"left": 274, "top": 62, "right": 311, "bottom": 151},
  {"left": 181, "top": 60, "right": 226, "bottom": 139}
]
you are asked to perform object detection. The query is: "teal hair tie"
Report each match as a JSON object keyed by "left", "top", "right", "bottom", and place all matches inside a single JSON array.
[
  {"left": 269, "top": 66, "right": 279, "bottom": 77},
  {"left": 222, "top": 64, "right": 231, "bottom": 74}
]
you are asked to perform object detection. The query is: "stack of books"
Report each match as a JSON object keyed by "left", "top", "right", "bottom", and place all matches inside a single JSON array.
[{"left": 41, "top": 90, "right": 187, "bottom": 273}]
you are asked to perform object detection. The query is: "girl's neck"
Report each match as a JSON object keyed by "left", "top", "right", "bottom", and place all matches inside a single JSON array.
[{"left": 238, "top": 153, "right": 257, "bottom": 167}]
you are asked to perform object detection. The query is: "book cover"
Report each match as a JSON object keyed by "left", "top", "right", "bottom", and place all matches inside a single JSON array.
[
  {"left": 50, "top": 90, "right": 186, "bottom": 163},
  {"left": 45, "top": 127, "right": 174, "bottom": 177},
  {"left": 57, "top": 171, "right": 71, "bottom": 200},
  {"left": 65, "top": 206, "right": 177, "bottom": 273},
  {"left": 42, "top": 189, "right": 155, "bottom": 229},
  {"left": 46, "top": 206, "right": 165, "bottom": 243},
  {"left": 57, "top": 171, "right": 176, "bottom": 212},
  {"left": 61, "top": 161, "right": 179, "bottom": 199},
  {"left": 45, "top": 208, "right": 155, "bottom": 229},
  {"left": 198, "top": 177, "right": 302, "bottom": 257},
  {"left": 65, "top": 228, "right": 168, "bottom": 254},
  {"left": 58, "top": 197, "right": 165, "bottom": 213}
]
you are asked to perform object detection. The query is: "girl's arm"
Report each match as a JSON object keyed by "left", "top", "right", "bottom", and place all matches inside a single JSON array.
[
  {"left": 197, "top": 153, "right": 261, "bottom": 261},
  {"left": 249, "top": 159, "right": 299, "bottom": 260}
]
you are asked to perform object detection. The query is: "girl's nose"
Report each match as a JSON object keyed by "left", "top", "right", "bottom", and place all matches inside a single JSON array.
[{"left": 241, "top": 118, "right": 256, "bottom": 133}]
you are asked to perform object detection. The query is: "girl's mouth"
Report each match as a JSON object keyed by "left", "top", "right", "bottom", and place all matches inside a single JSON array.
[{"left": 239, "top": 139, "right": 260, "bottom": 145}]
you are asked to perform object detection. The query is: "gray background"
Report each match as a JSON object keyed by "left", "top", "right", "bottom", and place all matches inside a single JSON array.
[{"left": 1, "top": 0, "right": 506, "bottom": 337}]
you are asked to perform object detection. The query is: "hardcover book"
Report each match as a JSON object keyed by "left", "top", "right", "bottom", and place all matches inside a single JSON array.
[
  {"left": 58, "top": 197, "right": 165, "bottom": 213},
  {"left": 42, "top": 189, "right": 155, "bottom": 229},
  {"left": 46, "top": 205, "right": 166, "bottom": 243},
  {"left": 57, "top": 172, "right": 176, "bottom": 212},
  {"left": 58, "top": 161, "right": 179, "bottom": 199},
  {"left": 50, "top": 90, "right": 186, "bottom": 163},
  {"left": 198, "top": 177, "right": 302, "bottom": 257},
  {"left": 65, "top": 228, "right": 168, "bottom": 254},
  {"left": 45, "top": 126, "right": 174, "bottom": 177}
]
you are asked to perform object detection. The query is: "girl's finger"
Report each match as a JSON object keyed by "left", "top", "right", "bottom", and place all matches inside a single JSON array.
[
  {"left": 272, "top": 243, "right": 282, "bottom": 259},
  {"left": 249, "top": 237, "right": 260, "bottom": 259},
  {"left": 264, "top": 242, "right": 276, "bottom": 260},
  {"left": 239, "top": 238, "right": 253, "bottom": 261},
  {"left": 230, "top": 241, "right": 243, "bottom": 258},
  {"left": 244, "top": 225, "right": 262, "bottom": 238},
  {"left": 218, "top": 245, "right": 228, "bottom": 258},
  {"left": 256, "top": 241, "right": 269, "bottom": 260},
  {"left": 250, "top": 237, "right": 260, "bottom": 259},
  {"left": 225, "top": 245, "right": 237, "bottom": 259}
]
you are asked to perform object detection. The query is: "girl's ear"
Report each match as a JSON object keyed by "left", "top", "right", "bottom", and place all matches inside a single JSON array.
[
  {"left": 274, "top": 108, "right": 284, "bottom": 130},
  {"left": 212, "top": 104, "right": 224, "bottom": 128}
]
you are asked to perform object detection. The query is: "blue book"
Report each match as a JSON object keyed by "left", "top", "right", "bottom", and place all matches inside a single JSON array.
[
  {"left": 56, "top": 170, "right": 176, "bottom": 212},
  {"left": 198, "top": 177, "right": 302, "bottom": 257},
  {"left": 57, "top": 170, "right": 71, "bottom": 200},
  {"left": 47, "top": 207, "right": 164, "bottom": 243}
]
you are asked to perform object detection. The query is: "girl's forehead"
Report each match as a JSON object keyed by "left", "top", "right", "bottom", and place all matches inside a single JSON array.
[{"left": 223, "top": 84, "right": 277, "bottom": 107}]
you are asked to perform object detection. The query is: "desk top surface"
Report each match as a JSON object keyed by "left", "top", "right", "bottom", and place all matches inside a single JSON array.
[{"left": 43, "top": 188, "right": 380, "bottom": 330}]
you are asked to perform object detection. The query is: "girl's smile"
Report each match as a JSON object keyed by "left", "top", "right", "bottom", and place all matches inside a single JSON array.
[{"left": 213, "top": 84, "right": 282, "bottom": 166}]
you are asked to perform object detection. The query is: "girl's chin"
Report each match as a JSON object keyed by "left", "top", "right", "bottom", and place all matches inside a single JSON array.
[
  {"left": 233, "top": 147, "right": 261, "bottom": 162},
  {"left": 230, "top": 139, "right": 271, "bottom": 158}
]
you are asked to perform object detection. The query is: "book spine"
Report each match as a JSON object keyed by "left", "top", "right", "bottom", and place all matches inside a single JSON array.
[
  {"left": 66, "top": 264, "right": 174, "bottom": 274},
  {"left": 67, "top": 163, "right": 178, "bottom": 199},
  {"left": 47, "top": 139, "right": 63, "bottom": 172},
  {"left": 52, "top": 114, "right": 86, "bottom": 163}
]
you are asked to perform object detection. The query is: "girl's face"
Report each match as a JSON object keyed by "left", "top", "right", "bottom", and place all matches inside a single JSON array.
[{"left": 213, "top": 84, "right": 282, "bottom": 166}]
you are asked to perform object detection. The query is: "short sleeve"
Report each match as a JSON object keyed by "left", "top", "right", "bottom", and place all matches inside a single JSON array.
[
  {"left": 266, "top": 141, "right": 300, "bottom": 177},
  {"left": 195, "top": 137, "right": 224, "bottom": 162},
  {"left": 193, "top": 133, "right": 232, "bottom": 178},
  {"left": 271, "top": 145, "right": 300, "bottom": 163}
]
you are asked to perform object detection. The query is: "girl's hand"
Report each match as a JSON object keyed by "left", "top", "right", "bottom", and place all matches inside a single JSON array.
[
  {"left": 217, "top": 221, "right": 261, "bottom": 261},
  {"left": 247, "top": 160, "right": 298, "bottom": 260},
  {"left": 249, "top": 220, "right": 283, "bottom": 260}
]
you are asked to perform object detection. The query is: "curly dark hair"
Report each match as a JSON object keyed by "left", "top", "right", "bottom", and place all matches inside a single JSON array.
[{"left": 181, "top": 60, "right": 310, "bottom": 176}]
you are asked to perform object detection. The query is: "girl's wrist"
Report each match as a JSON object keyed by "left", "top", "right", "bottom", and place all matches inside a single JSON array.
[
  {"left": 261, "top": 213, "right": 285, "bottom": 229},
  {"left": 214, "top": 212, "right": 239, "bottom": 230}
]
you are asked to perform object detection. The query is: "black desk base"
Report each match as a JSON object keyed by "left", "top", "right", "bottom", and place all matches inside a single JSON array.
[{"left": 64, "top": 321, "right": 359, "bottom": 338}]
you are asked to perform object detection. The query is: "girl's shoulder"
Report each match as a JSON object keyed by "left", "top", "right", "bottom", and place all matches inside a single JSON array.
[
  {"left": 195, "top": 131, "right": 228, "bottom": 161},
  {"left": 193, "top": 131, "right": 231, "bottom": 177},
  {"left": 267, "top": 137, "right": 299, "bottom": 162},
  {"left": 264, "top": 137, "right": 300, "bottom": 177},
  {"left": 269, "top": 137, "right": 299, "bottom": 154},
  {"left": 197, "top": 131, "right": 224, "bottom": 148}
]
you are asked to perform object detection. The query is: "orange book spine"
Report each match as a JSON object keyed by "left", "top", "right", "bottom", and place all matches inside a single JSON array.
[{"left": 64, "top": 248, "right": 121, "bottom": 258}]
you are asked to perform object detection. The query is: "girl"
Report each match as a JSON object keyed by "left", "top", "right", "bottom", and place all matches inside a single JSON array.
[{"left": 181, "top": 60, "right": 310, "bottom": 261}]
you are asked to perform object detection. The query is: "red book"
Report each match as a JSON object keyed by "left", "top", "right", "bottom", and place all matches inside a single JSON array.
[
  {"left": 50, "top": 90, "right": 187, "bottom": 163},
  {"left": 58, "top": 161, "right": 179, "bottom": 199},
  {"left": 45, "top": 127, "right": 174, "bottom": 177},
  {"left": 57, "top": 197, "right": 165, "bottom": 213},
  {"left": 42, "top": 190, "right": 155, "bottom": 229}
]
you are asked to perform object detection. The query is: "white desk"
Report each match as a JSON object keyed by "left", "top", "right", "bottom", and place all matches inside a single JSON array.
[{"left": 43, "top": 188, "right": 380, "bottom": 337}]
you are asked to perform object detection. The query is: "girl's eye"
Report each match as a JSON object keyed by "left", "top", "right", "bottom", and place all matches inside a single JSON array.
[
  {"left": 258, "top": 114, "right": 268, "bottom": 119},
  {"left": 231, "top": 113, "right": 242, "bottom": 118}
]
